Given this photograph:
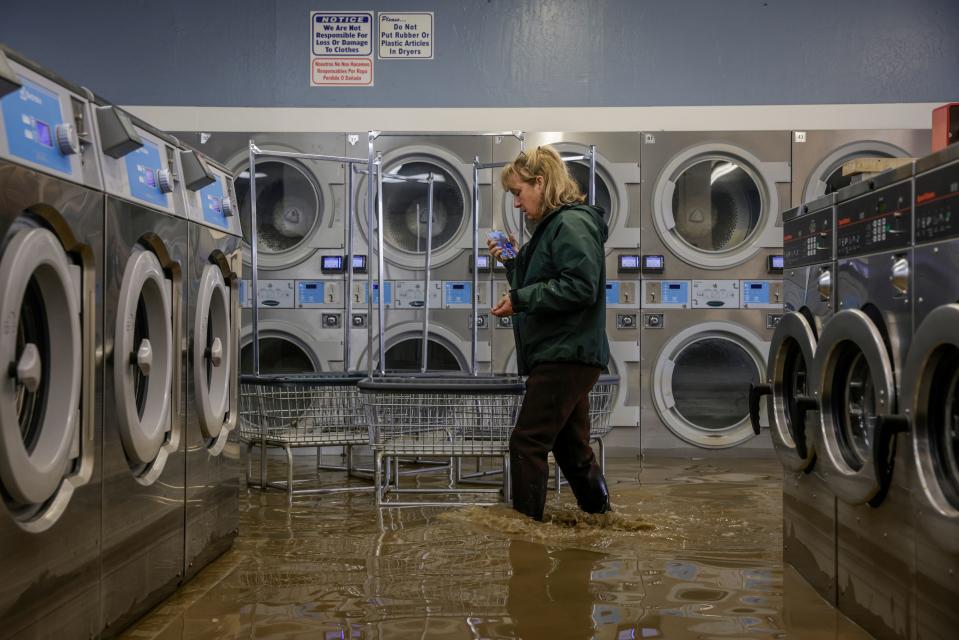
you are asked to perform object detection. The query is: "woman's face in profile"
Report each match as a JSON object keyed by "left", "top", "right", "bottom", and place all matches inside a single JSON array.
[{"left": 507, "top": 173, "right": 545, "bottom": 222}]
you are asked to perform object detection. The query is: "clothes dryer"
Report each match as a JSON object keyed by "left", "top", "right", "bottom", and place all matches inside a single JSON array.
[
  {"left": 0, "top": 48, "right": 103, "bottom": 639},
  {"left": 177, "top": 148, "right": 243, "bottom": 580},
  {"left": 172, "top": 132, "right": 349, "bottom": 277},
  {"left": 491, "top": 133, "right": 642, "bottom": 430},
  {"left": 811, "top": 164, "right": 915, "bottom": 640},
  {"left": 92, "top": 104, "right": 189, "bottom": 634},
  {"left": 790, "top": 129, "right": 929, "bottom": 206},
  {"left": 904, "top": 143, "right": 959, "bottom": 639},
  {"left": 352, "top": 134, "right": 494, "bottom": 282},
  {"left": 752, "top": 195, "right": 838, "bottom": 604},
  {"left": 640, "top": 131, "right": 790, "bottom": 280},
  {"left": 640, "top": 278, "right": 777, "bottom": 452}
]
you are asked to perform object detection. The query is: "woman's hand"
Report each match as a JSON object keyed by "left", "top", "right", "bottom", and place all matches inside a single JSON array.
[
  {"left": 486, "top": 233, "right": 518, "bottom": 264},
  {"left": 491, "top": 292, "right": 514, "bottom": 318}
]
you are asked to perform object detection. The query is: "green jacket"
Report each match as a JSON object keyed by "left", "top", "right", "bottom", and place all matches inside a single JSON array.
[{"left": 506, "top": 203, "right": 610, "bottom": 375}]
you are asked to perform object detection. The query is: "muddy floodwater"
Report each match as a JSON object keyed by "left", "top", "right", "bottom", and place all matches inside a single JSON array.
[{"left": 122, "top": 457, "right": 872, "bottom": 639}]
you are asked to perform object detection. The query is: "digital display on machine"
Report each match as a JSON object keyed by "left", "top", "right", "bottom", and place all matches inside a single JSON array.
[
  {"left": 768, "top": 255, "right": 784, "bottom": 272},
  {"left": 35, "top": 120, "right": 53, "bottom": 148},
  {"left": 321, "top": 256, "right": 344, "bottom": 273},
  {"left": 476, "top": 255, "right": 490, "bottom": 270},
  {"left": 618, "top": 255, "right": 640, "bottom": 273},
  {"left": 144, "top": 168, "right": 156, "bottom": 188},
  {"left": 352, "top": 255, "right": 367, "bottom": 272},
  {"left": 452, "top": 283, "right": 465, "bottom": 290},
  {"left": 642, "top": 254, "right": 665, "bottom": 273}
]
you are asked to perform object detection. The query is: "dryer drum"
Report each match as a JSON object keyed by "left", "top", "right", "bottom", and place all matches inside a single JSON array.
[
  {"left": 670, "top": 336, "right": 760, "bottom": 430},
  {"left": 924, "top": 344, "right": 959, "bottom": 507},
  {"left": 671, "top": 160, "right": 761, "bottom": 252},
  {"left": 235, "top": 159, "right": 323, "bottom": 254},
  {"left": 380, "top": 160, "right": 465, "bottom": 254},
  {"left": 385, "top": 337, "right": 463, "bottom": 372}
]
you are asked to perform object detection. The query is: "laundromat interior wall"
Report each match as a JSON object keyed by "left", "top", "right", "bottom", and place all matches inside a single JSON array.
[{"left": 2, "top": 0, "right": 956, "bottom": 115}]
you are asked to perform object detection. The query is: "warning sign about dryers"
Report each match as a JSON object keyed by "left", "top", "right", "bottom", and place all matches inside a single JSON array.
[{"left": 311, "top": 11, "right": 374, "bottom": 86}]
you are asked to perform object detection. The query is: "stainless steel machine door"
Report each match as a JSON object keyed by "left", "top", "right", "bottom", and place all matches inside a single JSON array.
[
  {"left": 193, "top": 262, "right": 234, "bottom": 444},
  {"left": 812, "top": 309, "right": 896, "bottom": 505},
  {"left": 0, "top": 227, "right": 82, "bottom": 530},
  {"left": 766, "top": 312, "right": 818, "bottom": 471}
]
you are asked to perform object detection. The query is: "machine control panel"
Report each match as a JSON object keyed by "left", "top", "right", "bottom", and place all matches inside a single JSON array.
[
  {"left": 691, "top": 280, "right": 740, "bottom": 308},
  {"left": 605, "top": 281, "right": 638, "bottom": 308},
  {"left": 296, "top": 280, "right": 342, "bottom": 308},
  {"left": 1, "top": 76, "right": 76, "bottom": 175},
  {"left": 741, "top": 280, "right": 784, "bottom": 309},
  {"left": 442, "top": 281, "right": 492, "bottom": 309},
  {"left": 352, "top": 282, "right": 393, "bottom": 306},
  {"left": 915, "top": 158, "right": 959, "bottom": 242},
  {"left": 393, "top": 280, "right": 443, "bottom": 309},
  {"left": 837, "top": 179, "right": 912, "bottom": 258},
  {"left": 239, "top": 280, "right": 294, "bottom": 309},
  {"left": 784, "top": 206, "right": 833, "bottom": 268},
  {"left": 642, "top": 280, "right": 689, "bottom": 309}
]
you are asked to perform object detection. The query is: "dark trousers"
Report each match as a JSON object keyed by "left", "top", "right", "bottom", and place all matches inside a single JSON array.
[{"left": 509, "top": 362, "right": 608, "bottom": 521}]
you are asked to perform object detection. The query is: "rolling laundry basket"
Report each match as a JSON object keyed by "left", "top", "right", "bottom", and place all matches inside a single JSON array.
[
  {"left": 239, "top": 372, "right": 372, "bottom": 495},
  {"left": 358, "top": 374, "right": 526, "bottom": 508}
]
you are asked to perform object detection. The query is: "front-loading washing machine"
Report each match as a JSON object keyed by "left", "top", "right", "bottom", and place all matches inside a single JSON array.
[
  {"left": 92, "top": 103, "right": 190, "bottom": 634},
  {"left": 790, "top": 129, "right": 930, "bottom": 206},
  {"left": 0, "top": 48, "right": 103, "bottom": 639},
  {"left": 811, "top": 164, "right": 915, "bottom": 640},
  {"left": 904, "top": 143, "right": 959, "bottom": 638},
  {"left": 640, "top": 131, "right": 790, "bottom": 280},
  {"left": 352, "top": 133, "right": 494, "bottom": 282},
  {"left": 640, "top": 278, "right": 778, "bottom": 452},
  {"left": 173, "top": 131, "right": 350, "bottom": 277},
  {"left": 177, "top": 147, "right": 243, "bottom": 580},
  {"left": 752, "top": 194, "right": 838, "bottom": 604},
  {"left": 491, "top": 132, "right": 642, "bottom": 431}
]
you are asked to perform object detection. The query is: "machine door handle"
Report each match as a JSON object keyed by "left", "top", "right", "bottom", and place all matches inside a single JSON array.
[
  {"left": 871, "top": 414, "right": 910, "bottom": 504},
  {"left": 748, "top": 383, "right": 772, "bottom": 435},
  {"left": 206, "top": 337, "right": 223, "bottom": 368},
  {"left": 134, "top": 338, "right": 153, "bottom": 376},
  {"left": 14, "top": 343, "right": 42, "bottom": 393}
]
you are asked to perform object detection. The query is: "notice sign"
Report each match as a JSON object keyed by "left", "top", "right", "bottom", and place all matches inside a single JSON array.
[
  {"left": 379, "top": 13, "right": 433, "bottom": 59},
  {"left": 311, "top": 11, "right": 374, "bottom": 86}
]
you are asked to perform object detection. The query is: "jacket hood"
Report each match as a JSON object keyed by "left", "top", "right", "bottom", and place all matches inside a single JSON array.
[{"left": 578, "top": 204, "right": 609, "bottom": 242}]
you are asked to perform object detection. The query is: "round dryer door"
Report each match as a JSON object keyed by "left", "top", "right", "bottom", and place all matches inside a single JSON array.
[
  {"left": 361, "top": 322, "right": 468, "bottom": 372},
  {"left": 193, "top": 263, "right": 234, "bottom": 443},
  {"left": 812, "top": 309, "right": 897, "bottom": 505},
  {"left": 241, "top": 336, "right": 319, "bottom": 375},
  {"left": 0, "top": 228, "right": 82, "bottom": 528},
  {"left": 234, "top": 157, "right": 327, "bottom": 270},
  {"left": 651, "top": 321, "right": 767, "bottom": 448},
  {"left": 652, "top": 144, "right": 782, "bottom": 269},
  {"left": 360, "top": 147, "right": 471, "bottom": 270},
  {"left": 114, "top": 247, "right": 175, "bottom": 478},
  {"left": 765, "top": 312, "right": 818, "bottom": 471},
  {"left": 904, "top": 304, "right": 959, "bottom": 519},
  {"left": 801, "top": 141, "right": 909, "bottom": 204}
]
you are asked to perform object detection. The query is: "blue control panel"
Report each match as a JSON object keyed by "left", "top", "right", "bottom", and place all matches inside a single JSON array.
[
  {"left": 367, "top": 282, "right": 393, "bottom": 305},
  {"left": 661, "top": 281, "right": 689, "bottom": 305},
  {"left": 297, "top": 280, "right": 325, "bottom": 305},
  {"left": 1, "top": 79, "right": 71, "bottom": 175},
  {"left": 199, "top": 177, "right": 228, "bottom": 229},
  {"left": 605, "top": 282, "right": 621, "bottom": 304},
  {"left": 124, "top": 139, "right": 169, "bottom": 208},
  {"left": 742, "top": 281, "right": 770, "bottom": 305},
  {"left": 444, "top": 281, "right": 472, "bottom": 305}
]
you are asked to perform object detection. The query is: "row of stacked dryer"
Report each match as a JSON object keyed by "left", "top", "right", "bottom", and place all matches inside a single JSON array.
[
  {"left": 0, "top": 48, "right": 242, "bottom": 639},
  {"left": 763, "top": 144, "right": 959, "bottom": 639},
  {"left": 184, "top": 128, "right": 929, "bottom": 454}
]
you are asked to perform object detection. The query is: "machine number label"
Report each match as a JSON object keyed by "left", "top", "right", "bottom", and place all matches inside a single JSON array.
[
  {"left": 378, "top": 13, "right": 433, "bottom": 59},
  {"left": 311, "top": 12, "right": 374, "bottom": 86}
]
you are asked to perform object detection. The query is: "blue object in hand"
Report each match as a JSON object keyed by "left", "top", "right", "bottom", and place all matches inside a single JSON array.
[{"left": 487, "top": 230, "right": 516, "bottom": 260}]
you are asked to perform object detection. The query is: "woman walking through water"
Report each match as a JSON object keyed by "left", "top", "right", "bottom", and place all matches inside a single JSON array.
[{"left": 488, "top": 145, "right": 611, "bottom": 521}]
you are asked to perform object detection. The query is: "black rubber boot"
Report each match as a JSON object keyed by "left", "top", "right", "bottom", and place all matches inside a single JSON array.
[{"left": 569, "top": 465, "right": 611, "bottom": 515}]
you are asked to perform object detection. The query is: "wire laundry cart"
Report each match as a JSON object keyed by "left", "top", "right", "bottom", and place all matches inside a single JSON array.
[
  {"left": 359, "top": 374, "right": 526, "bottom": 508},
  {"left": 239, "top": 372, "right": 371, "bottom": 494}
]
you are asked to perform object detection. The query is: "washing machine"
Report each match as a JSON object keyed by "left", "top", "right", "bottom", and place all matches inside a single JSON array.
[
  {"left": 92, "top": 103, "right": 189, "bottom": 634},
  {"left": 0, "top": 48, "right": 103, "bottom": 639},
  {"left": 640, "top": 278, "right": 778, "bottom": 452},
  {"left": 904, "top": 143, "right": 959, "bottom": 638},
  {"left": 172, "top": 131, "right": 350, "bottom": 276},
  {"left": 491, "top": 132, "right": 642, "bottom": 429},
  {"left": 352, "top": 133, "right": 494, "bottom": 282},
  {"left": 640, "top": 131, "right": 789, "bottom": 280},
  {"left": 790, "top": 129, "right": 930, "bottom": 206},
  {"left": 178, "top": 146, "right": 243, "bottom": 580},
  {"left": 811, "top": 164, "right": 915, "bottom": 640},
  {"left": 356, "top": 279, "right": 491, "bottom": 373},
  {"left": 752, "top": 195, "right": 838, "bottom": 604}
]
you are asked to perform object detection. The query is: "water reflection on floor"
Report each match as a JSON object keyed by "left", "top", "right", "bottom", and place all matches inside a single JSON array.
[{"left": 122, "top": 457, "right": 872, "bottom": 639}]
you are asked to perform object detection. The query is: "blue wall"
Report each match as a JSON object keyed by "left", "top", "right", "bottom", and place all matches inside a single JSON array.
[{"left": 2, "top": 0, "right": 957, "bottom": 107}]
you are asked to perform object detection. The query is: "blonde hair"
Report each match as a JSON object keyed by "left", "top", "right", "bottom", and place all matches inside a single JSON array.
[{"left": 500, "top": 145, "right": 585, "bottom": 215}]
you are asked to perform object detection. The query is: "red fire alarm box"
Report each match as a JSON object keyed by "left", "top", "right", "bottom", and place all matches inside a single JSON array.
[{"left": 932, "top": 103, "right": 959, "bottom": 152}]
